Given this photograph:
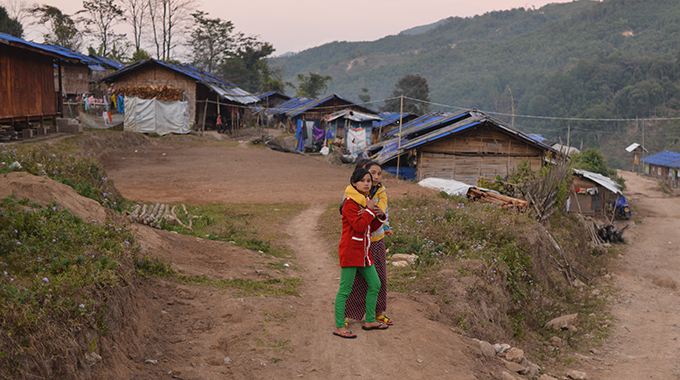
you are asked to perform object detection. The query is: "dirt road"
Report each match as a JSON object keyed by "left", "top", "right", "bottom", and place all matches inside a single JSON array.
[
  {"left": 591, "top": 172, "right": 680, "bottom": 379},
  {"left": 101, "top": 137, "right": 490, "bottom": 379}
]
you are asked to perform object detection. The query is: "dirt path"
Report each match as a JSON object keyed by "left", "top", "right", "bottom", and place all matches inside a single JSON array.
[{"left": 591, "top": 172, "right": 680, "bottom": 379}]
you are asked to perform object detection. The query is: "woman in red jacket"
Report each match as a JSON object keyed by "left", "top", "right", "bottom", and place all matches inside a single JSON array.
[{"left": 333, "top": 168, "right": 389, "bottom": 339}]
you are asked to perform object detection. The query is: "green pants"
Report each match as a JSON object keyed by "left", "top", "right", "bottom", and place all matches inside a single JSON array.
[{"left": 334, "top": 265, "right": 381, "bottom": 328}]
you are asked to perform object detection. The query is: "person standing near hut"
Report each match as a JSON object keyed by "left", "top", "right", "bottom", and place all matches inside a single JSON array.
[
  {"left": 344, "top": 161, "right": 394, "bottom": 327},
  {"left": 334, "top": 168, "right": 389, "bottom": 338}
]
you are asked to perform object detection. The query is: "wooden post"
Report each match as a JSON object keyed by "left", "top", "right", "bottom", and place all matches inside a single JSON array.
[
  {"left": 201, "top": 99, "right": 208, "bottom": 137},
  {"left": 396, "top": 94, "right": 404, "bottom": 179}
]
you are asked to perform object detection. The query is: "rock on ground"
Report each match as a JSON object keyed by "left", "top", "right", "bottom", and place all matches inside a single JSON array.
[
  {"left": 546, "top": 313, "right": 578, "bottom": 330},
  {"left": 505, "top": 347, "right": 524, "bottom": 363},
  {"left": 567, "top": 369, "right": 588, "bottom": 380}
]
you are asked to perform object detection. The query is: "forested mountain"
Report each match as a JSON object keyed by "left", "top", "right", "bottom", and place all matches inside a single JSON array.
[{"left": 272, "top": 0, "right": 680, "bottom": 169}]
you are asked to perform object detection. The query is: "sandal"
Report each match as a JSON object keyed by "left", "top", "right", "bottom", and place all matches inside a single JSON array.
[
  {"left": 333, "top": 330, "right": 357, "bottom": 339},
  {"left": 344, "top": 318, "right": 348, "bottom": 328},
  {"left": 362, "top": 322, "right": 388, "bottom": 331},
  {"left": 376, "top": 314, "right": 393, "bottom": 325}
]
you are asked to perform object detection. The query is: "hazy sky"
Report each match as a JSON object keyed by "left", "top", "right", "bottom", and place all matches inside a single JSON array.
[{"left": 14, "top": 0, "right": 571, "bottom": 56}]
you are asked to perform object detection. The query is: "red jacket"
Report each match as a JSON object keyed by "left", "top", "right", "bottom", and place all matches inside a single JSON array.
[{"left": 338, "top": 193, "right": 386, "bottom": 268}]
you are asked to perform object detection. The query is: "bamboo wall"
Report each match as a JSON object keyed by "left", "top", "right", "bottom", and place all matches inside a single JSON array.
[
  {"left": 0, "top": 46, "right": 57, "bottom": 122},
  {"left": 110, "top": 65, "right": 197, "bottom": 121},
  {"left": 567, "top": 176, "right": 615, "bottom": 215},
  {"left": 58, "top": 64, "right": 89, "bottom": 95},
  {"left": 416, "top": 124, "right": 544, "bottom": 185}
]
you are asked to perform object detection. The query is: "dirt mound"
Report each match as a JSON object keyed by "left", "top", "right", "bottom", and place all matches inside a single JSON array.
[{"left": 0, "top": 172, "right": 107, "bottom": 222}]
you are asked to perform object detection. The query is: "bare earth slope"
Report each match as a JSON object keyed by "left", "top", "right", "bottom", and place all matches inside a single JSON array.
[{"left": 592, "top": 171, "right": 680, "bottom": 379}]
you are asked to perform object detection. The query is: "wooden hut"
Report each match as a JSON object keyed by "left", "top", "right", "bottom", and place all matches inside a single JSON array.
[
  {"left": 568, "top": 169, "right": 622, "bottom": 215},
  {"left": 372, "top": 112, "right": 419, "bottom": 143},
  {"left": 370, "top": 110, "right": 557, "bottom": 182},
  {"left": 101, "top": 59, "right": 259, "bottom": 131},
  {"left": 640, "top": 151, "right": 680, "bottom": 188},
  {"left": 0, "top": 32, "right": 75, "bottom": 129}
]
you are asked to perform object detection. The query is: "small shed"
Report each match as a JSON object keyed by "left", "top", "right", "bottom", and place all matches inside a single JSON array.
[
  {"left": 323, "top": 109, "right": 383, "bottom": 154},
  {"left": 640, "top": 151, "right": 680, "bottom": 188},
  {"left": 101, "top": 59, "right": 259, "bottom": 131},
  {"left": 266, "top": 94, "right": 380, "bottom": 134},
  {"left": 625, "top": 143, "right": 648, "bottom": 173},
  {"left": 568, "top": 169, "right": 622, "bottom": 215},
  {"left": 369, "top": 110, "right": 557, "bottom": 182}
]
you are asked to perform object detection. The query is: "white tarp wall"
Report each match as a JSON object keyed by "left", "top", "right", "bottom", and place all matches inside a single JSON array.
[
  {"left": 124, "top": 96, "right": 190, "bottom": 136},
  {"left": 346, "top": 127, "right": 367, "bottom": 154}
]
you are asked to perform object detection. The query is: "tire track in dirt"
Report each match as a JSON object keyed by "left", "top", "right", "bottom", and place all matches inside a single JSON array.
[{"left": 591, "top": 172, "right": 680, "bottom": 380}]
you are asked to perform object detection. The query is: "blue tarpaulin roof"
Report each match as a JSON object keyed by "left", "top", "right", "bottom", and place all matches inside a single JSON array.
[
  {"left": 101, "top": 59, "right": 259, "bottom": 104},
  {"left": 640, "top": 151, "right": 680, "bottom": 169},
  {"left": 266, "top": 94, "right": 379, "bottom": 118},
  {"left": 373, "top": 112, "right": 419, "bottom": 130}
]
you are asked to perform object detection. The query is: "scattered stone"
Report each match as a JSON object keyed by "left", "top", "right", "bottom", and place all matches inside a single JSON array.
[
  {"left": 84, "top": 352, "right": 101, "bottom": 366},
  {"left": 223, "top": 357, "right": 232, "bottom": 364},
  {"left": 546, "top": 313, "right": 578, "bottom": 330},
  {"left": 572, "top": 279, "right": 586, "bottom": 288},
  {"left": 501, "top": 371, "right": 518, "bottom": 380},
  {"left": 479, "top": 340, "right": 496, "bottom": 358},
  {"left": 145, "top": 359, "right": 158, "bottom": 365},
  {"left": 390, "top": 253, "right": 418, "bottom": 264},
  {"left": 391, "top": 261, "right": 409, "bottom": 267},
  {"left": 550, "top": 336, "right": 564, "bottom": 348},
  {"left": 416, "top": 359, "right": 423, "bottom": 363},
  {"left": 591, "top": 289, "right": 600, "bottom": 296},
  {"left": 505, "top": 361, "right": 525, "bottom": 373},
  {"left": 505, "top": 347, "right": 524, "bottom": 363},
  {"left": 522, "top": 361, "right": 540, "bottom": 379},
  {"left": 499, "top": 343, "right": 511, "bottom": 353},
  {"left": 538, "top": 375, "right": 559, "bottom": 380},
  {"left": 567, "top": 370, "right": 588, "bottom": 380},
  {"left": 589, "top": 348, "right": 599, "bottom": 355}
]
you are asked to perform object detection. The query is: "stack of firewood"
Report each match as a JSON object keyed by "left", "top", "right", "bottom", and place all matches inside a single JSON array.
[
  {"left": 467, "top": 188, "right": 528, "bottom": 210},
  {"left": 127, "top": 203, "right": 194, "bottom": 230},
  {"left": 114, "top": 85, "right": 183, "bottom": 101}
]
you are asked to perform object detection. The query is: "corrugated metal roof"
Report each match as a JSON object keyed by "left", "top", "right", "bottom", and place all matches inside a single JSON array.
[
  {"left": 325, "top": 109, "right": 383, "bottom": 122},
  {"left": 573, "top": 168, "right": 622, "bottom": 195},
  {"left": 529, "top": 134, "right": 546, "bottom": 142},
  {"left": 640, "top": 150, "right": 680, "bottom": 169},
  {"left": 206, "top": 83, "right": 260, "bottom": 104},
  {"left": 625, "top": 143, "right": 648, "bottom": 153},
  {"left": 0, "top": 32, "right": 80, "bottom": 62},
  {"left": 371, "top": 110, "right": 557, "bottom": 165},
  {"left": 102, "top": 59, "right": 258, "bottom": 104},
  {"left": 256, "top": 91, "right": 290, "bottom": 100}
]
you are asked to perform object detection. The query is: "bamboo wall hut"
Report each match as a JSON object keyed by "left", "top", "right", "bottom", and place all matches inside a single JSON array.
[
  {"left": 101, "top": 59, "right": 258, "bottom": 130},
  {"left": 640, "top": 151, "right": 680, "bottom": 188},
  {"left": 370, "top": 110, "right": 557, "bottom": 182}
]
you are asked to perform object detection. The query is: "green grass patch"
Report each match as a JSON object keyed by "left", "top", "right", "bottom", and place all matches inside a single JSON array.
[
  {"left": 149, "top": 203, "right": 306, "bottom": 258},
  {"left": 0, "top": 195, "right": 138, "bottom": 376},
  {"left": 0, "top": 142, "right": 127, "bottom": 212}
]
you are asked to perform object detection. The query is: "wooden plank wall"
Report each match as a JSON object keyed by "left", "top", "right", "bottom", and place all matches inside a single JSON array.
[
  {"left": 111, "top": 65, "right": 197, "bottom": 121},
  {"left": 0, "top": 46, "right": 57, "bottom": 121},
  {"left": 417, "top": 124, "right": 544, "bottom": 185}
]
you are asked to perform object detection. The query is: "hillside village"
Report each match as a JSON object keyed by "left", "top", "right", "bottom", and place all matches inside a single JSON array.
[{"left": 2, "top": 1, "right": 680, "bottom": 379}]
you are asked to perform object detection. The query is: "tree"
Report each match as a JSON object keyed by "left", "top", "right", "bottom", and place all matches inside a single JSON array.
[
  {"left": 381, "top": 74, "right": 430, "bottom": 114},
  {"left": 0, "top": 5, "right": 23, "bottom": 37},
  {"left": 220, "top": 38, "right": 276, "bottom": 93},
  {"left": 187, "top": 10, "right": 235, "bottom": 75},
  {"left": 292, "top": 72, "right": 332, "bottom": 98},
  {"left": 147, "top": 0, "right": 196, "bottom": 61},
  {"left": 130, "top": 48, "right": 151, "bottom": 62},
  {"left": 80, "top": 0, "right": 125, "bottom": 57},
  {"left": 121, "top": 0, "right": 147, "bottom": 54},
  {"left": 31, "top": 5, "right": 81, "bottom": 51},
  {"left": 358, "top": 87, "right": 371, "bottom": 104}
]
